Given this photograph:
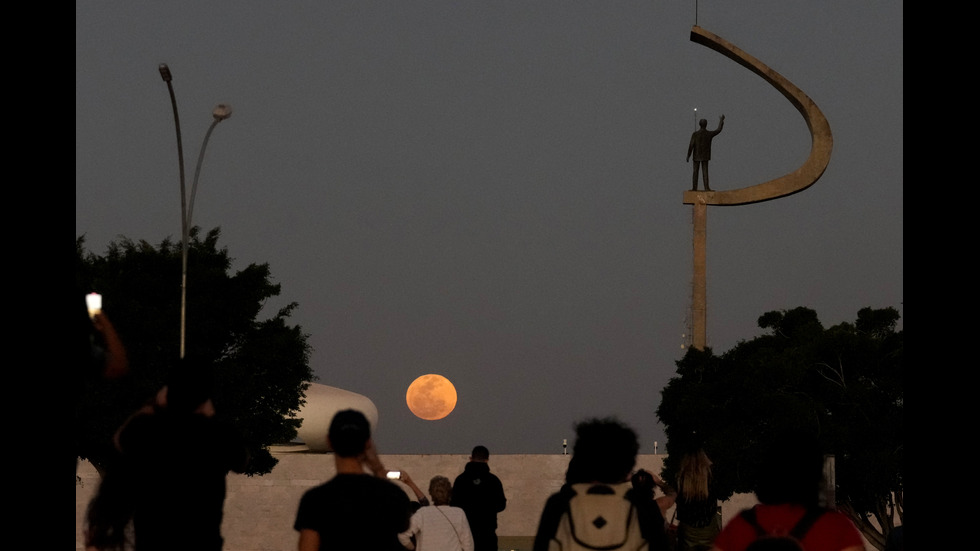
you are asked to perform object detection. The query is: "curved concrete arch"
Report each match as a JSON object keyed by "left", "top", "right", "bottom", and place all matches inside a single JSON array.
[
  {"left": 682, "top": 26, "right": 833, "bottom": 206},
  {"left": 291, "top": 382, "right": 380, "bottom": 453}
]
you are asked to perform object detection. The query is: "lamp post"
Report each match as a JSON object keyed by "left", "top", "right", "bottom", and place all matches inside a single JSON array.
[{"left": 158, "top": 63, "right": 232, "bottom": 359}]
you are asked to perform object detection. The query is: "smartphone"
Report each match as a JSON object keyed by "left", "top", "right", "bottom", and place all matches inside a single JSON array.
[
  {"left": 86, "top": 292, "right": 103, "bottom": 320},
  {"left": 386, "top": 471, "right": 401, "bottom": 480}
]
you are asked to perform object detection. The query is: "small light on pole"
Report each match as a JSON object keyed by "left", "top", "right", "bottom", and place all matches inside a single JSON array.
[{"left": 562, "top": 439, "right": 568, "bottom": 455}]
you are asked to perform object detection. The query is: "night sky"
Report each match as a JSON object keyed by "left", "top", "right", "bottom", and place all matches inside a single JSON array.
[{"left": 76, "top": 1, "right": 903, "bottom": 454}]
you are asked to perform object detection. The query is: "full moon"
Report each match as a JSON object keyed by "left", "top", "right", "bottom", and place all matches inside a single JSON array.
[{"left": 406, "top": 374, "right": 458, "bottom": 420}]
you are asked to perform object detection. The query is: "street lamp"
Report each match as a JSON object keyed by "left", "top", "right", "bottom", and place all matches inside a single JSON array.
[{"left": 158, "top": 63, "right": 232, "bottom": 359}]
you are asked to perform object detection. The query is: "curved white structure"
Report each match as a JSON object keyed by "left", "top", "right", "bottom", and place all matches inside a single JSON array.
[
  {"left": 682, "top": 25, "right": 833, "bottom": 206},
  {"left": 291, "top": 382, "right": 379, "bottom": 453}
]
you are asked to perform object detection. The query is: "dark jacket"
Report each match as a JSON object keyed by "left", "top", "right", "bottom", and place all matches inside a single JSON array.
[{"left": 451, "top": 461, "right": 507, "bottom": 537}]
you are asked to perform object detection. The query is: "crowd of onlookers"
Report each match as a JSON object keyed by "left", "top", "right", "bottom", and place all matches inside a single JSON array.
[{"left": 79, "top": 287, "right": 898, "bottom": 551}]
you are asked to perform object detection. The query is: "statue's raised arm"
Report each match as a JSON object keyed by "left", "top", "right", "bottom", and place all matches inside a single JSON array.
[
  {"left": 687, "top": 114, "right": 726, "bottom": 191},
  {"left": 682, "top": 25, "right": 831, "bottom": 205}
]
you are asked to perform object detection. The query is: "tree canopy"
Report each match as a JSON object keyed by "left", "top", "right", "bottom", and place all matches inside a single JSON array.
[
  {"left": 76, "top": 228, "right": 314, "bottom": 476},
  {"left": 657, "top": 306, "right": 902, "bottom": 550}
]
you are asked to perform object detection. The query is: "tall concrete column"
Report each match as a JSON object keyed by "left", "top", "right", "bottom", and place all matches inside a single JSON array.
[{"left": 692, "top": 200, "right": 707, "bottom": 350}]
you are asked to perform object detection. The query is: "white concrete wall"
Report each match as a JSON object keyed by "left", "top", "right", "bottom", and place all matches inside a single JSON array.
[{"left": 76, "top": 453, "right": 760, "bottom": 551}]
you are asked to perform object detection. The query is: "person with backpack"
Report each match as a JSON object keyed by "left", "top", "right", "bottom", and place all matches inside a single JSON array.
[
  {"left": 711, "top": 431, "right": 865, "bottom": 551},
  {"left": 533, "top": 417, "right": 670, "bottom": 551}
]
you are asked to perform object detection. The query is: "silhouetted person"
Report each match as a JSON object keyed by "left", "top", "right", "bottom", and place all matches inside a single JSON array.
[
  {"left": 76, "top": 261, "right": 129, "bottom": 474},
  {"left": 84, "top": 356, "right": 248, "bottom": 551},
  {"left": 294, "top": 409, "right": 411, "bottom": 551},
  {"left": 452, "top": 445, "right": 507, "bottom": 551},
  {"left": 687, "top": 115, "right": 725, "bottom": 191},
  {"left": 632, "top": 468, "right": 677, "bottom": 520},
  {"left": 675, "top": 449, "right": 722, "bottom": 551},
  {"left": 711, "top": 430, "right": 865, "bottom": 551},
  {"left": 534, "top": 417, "right": 670, "bottom": 551}
]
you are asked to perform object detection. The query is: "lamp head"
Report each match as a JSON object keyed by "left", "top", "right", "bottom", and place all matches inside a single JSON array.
[
  {"left": 158, "top": 63, "right": 173, "bottom": 82},
  {"left": 212, "top": 104, "right": 233, "bottom": 121}
]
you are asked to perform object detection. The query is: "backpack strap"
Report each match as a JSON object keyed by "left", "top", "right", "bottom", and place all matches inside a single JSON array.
[
  {"left": 788, "top": 508, "right": 826, "bottom": 541},
  {"left": 740, "top": 506, "right": 827, "bottom": 539},
  {"left": 740, "top": 507, "right": 766, "bottom": 536}
]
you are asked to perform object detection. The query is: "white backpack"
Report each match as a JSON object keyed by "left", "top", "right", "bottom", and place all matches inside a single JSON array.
[{"left": 548, "top": 482, "right": 648, "bottom": 551}]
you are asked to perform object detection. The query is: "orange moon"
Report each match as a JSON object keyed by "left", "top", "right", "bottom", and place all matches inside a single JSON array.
[{"left": 406, "top": 374, "right": 458, "bottom": 420}]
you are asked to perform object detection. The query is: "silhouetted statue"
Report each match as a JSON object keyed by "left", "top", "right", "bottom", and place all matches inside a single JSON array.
[{"left": 687, "top": 115, "right": 725, "bottom": 191}]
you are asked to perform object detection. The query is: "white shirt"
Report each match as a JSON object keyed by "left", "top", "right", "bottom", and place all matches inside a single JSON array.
[{"left": 398, "top": 504, "right": 475, "bottom": 551}]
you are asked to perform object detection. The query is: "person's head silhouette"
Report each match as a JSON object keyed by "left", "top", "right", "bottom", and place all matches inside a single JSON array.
[
  {"left": 166, "top": 355, "right": 215, "bottom": 414},
  {"left": 569, "top": 417, "right": 639, "bottom": 484},
  {"left": 699, "top": 119, "right": 708, "bottom": 128},
  {"left": 328, "top": 409, "right": 371, "bottom": 458}
]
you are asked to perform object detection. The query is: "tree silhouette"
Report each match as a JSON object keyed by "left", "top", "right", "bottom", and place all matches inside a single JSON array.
[
  {"left": 657, "top": 306, "right": 902, "bottom": 550},
  {"left": 76, "top": 228, "right": 313, "bottom": 476}
]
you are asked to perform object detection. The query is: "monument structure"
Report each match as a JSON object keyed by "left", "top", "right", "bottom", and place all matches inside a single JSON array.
[{"left": 682, "top": 25, "right": 833, "bottom": 350}]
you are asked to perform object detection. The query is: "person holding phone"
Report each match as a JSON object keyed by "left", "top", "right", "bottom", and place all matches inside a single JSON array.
[
  {"left": 293, "top": 409, "right": 412, "bottom": 551},
  {"left": 76, "top": 279, "right": 129, "bottom": 476},
  {"left": 392, "top": 470, "right": 431, "bottom": 508},
  {"left": 84, "top": 356, "right": 248, "bottom": 551}
]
